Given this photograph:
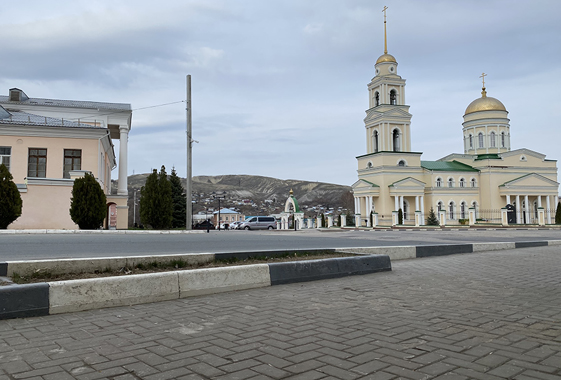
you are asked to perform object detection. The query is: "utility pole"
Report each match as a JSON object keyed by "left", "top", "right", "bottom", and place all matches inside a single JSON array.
[{"left": 186, "top": 75, "right": 193, "bottom": 229}]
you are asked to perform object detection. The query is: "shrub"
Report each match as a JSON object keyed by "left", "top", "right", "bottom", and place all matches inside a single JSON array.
[
  {"left": 170, "top": 168, "right": 186, "bottom": 228},
  {"left": 398, "top": 208, "right": 403, "bottom": 225},
  {"left": 140, "top": 166, "right": 173, "bottom": 229},
  {"left": 69, "top": 172, "right": 107, "bottom": 229},
  {"left": 555, "top": 202, "right": 561, "bottom": 224},
  {"left": 0, "top": 164, "right": 23, "bottom": 229},
  {"left": 426, "top": 207, "right": 439, "bottom": 226}
]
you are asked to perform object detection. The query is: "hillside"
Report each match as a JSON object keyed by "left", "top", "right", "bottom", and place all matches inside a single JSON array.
[{"left": 118, "top": 174, "right": 352, "bottom": 222}]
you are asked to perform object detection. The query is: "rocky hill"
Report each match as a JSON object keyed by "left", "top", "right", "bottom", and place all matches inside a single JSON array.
[{"left": 118, "top": 174, "right": 352, "bottom": 221}]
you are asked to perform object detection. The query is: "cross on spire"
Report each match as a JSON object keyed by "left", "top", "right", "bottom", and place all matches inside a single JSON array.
[
  {"left": 382, "top": 6, "right": 388, "bottom": 54},
  {"left": 479, "top": 72, "right": 487, "bottom": 88}
]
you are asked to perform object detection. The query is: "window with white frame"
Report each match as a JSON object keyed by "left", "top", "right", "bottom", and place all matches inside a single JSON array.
[
  {"left": 398, "top": 160, "right": 406, "bottom": 167},
  {"left": 437, "top": 201, "right": 443, "bottom": 212},
  {"left": 373, "top": 131, "right": 379, "bottom": 153},
  {"left": 63, "top": 149, "right": 82, "bottom": 179},
  {"left": 460, "top": 202, "right": 467, "bottom": 219},
  {"left": 436, "top": 177, "right": 442, "bottom": 187},
  {"left": 470, "top": 178, "right": 477, "bottom": 187},
  {"left": 390, "top": 89, "right": 397, "bottom": 105},
  {"left": 469, "top": 134, "right": 473, "bottom": 149},
  {"left": 490, "top": 132, "right": 496, "bottom": 148},
  {"left": 449, "top": 202, "right": 455, "bottom": 219},
  {"left": 459, "top": 178, "right": 466, "bottom": 187},
  {"left": 448, "top": 177, "right": 454, "bottom": 188},
  {"left": 374, "top": 91, "right": 380, "bottom": 106},
  {"left": 0, "top": 147, "right": 11, "bottom": 171},
  {"left": 472, "top": 201, "right": 478, "bottom": 218},
  {"left": 501, "top": 132, "right": 506, "bottom": 147},
  {"left": 478, "top": 132, "right": 484, "bottom": 148}
]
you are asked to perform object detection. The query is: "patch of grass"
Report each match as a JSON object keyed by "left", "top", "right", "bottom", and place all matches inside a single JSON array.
[{"left": 9, "top": 250, "right": 353, "bottom": 284}]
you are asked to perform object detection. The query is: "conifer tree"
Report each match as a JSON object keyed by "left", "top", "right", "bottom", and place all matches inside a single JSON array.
[
  {"left": 426, "top": 207, "right": 440, "bottom": 226},
  {"left": 170, "top": 168, "right": 186, "bottom": 228},
  {"left": 69, "top": 172, "right": 107, "bottom": 229},
  {"left": 0, "top": 164, "right": 23, "bottom": 229},
  {"left": 555, "top": 202, "right": 561, "bottom": 224},
  {"left": 346, "top": 213, "right": 354, "bottom": 227},
  {"left": 398, "top": 208, "right": 403, "bottom": 225},
  {"left": 140, "top": 166, "right": 173, "bottom": 229}
]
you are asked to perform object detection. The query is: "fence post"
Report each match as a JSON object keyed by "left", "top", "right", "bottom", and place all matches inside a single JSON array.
[
  {"left": 354, "top": 214, "right": 361, "bottom": 228},
  {"left": 372, "top": 213, "right": 378, "bottom": 227},
  {"left": 469, "top": 207, "right": 476, "bottom": 226},
  {"left": 340, "top": 214, "right": 346, "bottom": 228},
  {"left": 538, "top": 207, "right": 545, "bottom": 226},
  {"left": 392, "top": 211, "right": 398, "bottom": 226},
  {"left": 327, "top": 215, "right": 333, "bottom": 228},
  {"left": 415, "top": 211, "right": 421, "bottom": 227},
  {"left": 439, "top": 210, "right": 446, "bottom": 227},
  {"left": 501, "top": 208, "right": 508, "bottom": 226}
]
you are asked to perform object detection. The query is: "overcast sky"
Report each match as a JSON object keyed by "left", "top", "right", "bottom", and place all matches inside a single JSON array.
[{"left": 1, "top": 0, "right": 560, "bottom": 186}]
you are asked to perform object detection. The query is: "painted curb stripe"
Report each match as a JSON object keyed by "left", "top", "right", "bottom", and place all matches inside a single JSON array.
[
  {"left": 0, "top": 283, "right": 49, "bottom": 320},
  {"left": 416, "top": 244, "right": 473, "bottom": 258},
  {"left": 515, "top": 241, "right": 549, "bottom": 248},
  {"left": 268, "top": 255, "right": 391, "bottom": 286}
]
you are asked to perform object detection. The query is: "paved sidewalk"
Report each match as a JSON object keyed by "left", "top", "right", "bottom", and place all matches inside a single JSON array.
[{"left": 1, "top": 247, "right": 560, "bottom": 380}]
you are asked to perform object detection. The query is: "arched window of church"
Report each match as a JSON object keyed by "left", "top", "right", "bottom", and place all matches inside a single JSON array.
[
  {"left": 392, "top": 129, "right": 400, "bottom": 152},
  {"left": 501, "top": 132, "right": 506, "bottom": 147},
  {"left": 389, "top": 90, "right": 397, "bottom": 105},
  {"left": 375, "top": 92, "right": 380, "bottom": 106},
  {"left": 398, "top": 160, "right": 406, "bottom": 167},
  {"left": 470, "top": 178, "right": 476, "bottom": 187},
  {"left": 490, "top": 132, "right": 496, "bottom": 148},
  {"left": 472, "top": 201, "right": 478, "bottom": 218},
  {"left": 478, "top": 132, "right": 484, "bottom": 148},
  {"left": 373, "top": 131, "right": 379, "bottom": 153},
  {"left": 436, "top": 177, "right": 442, "bottom": 187},
  {"left": 469, "top": 134, "right": 473, "bottom": 149},
  {"left": 460, "top": 202, "right": 467, "bottom": 219},
  {"left": 437, "top": 201, "right": 443, "bottom": 212},
  {"left": 367, "top": 161, "right": 373, "bottom": 169},
  {"left": 448, "top": 177, "right": 454, "bottom": 188},
  {"left": 459, "top": 178, "right": 466, "bottom": 187},
  {"left": 449, "top": 202, "right": 455, "bottom": 219}
]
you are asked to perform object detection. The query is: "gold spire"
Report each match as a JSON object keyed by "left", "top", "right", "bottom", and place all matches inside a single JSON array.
[
  {"left": 479, "top": 72, "right": 487, "bottom": 97},
  {"left": 289, "top": 188, "right": 294, "bottom": 196},
  {"left": 382, "top": 6, "right": 388, "bottom": 54}
]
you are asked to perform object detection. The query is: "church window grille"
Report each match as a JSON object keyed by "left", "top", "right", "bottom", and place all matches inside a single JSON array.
[
  {"left": 375, "top": 92, "right": 380, "bottom": 106},
  {"left": 392, "top": 129, "right": 400, "bottom": 152},
  {"left": 490, "top": 132, "right": 496, "bottom": 148},
  {"left": 436, "top": 177, "right": 442, "bottom": 187},
  {"left": 390, "top": 90, "right": 397, "bottom": 105},
  {"left": 478, "top": 132, "right": 484, "bottom": 148}
]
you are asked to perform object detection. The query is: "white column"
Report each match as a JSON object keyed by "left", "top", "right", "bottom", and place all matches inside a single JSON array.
[
  {"left": 506, "top": 194, "right": 511, "bottom": 205},
  {"left": 117, "top": 126, "right": 129, "bottom": 195},
  {"left": 524, "top": 195, "right": 529, "bottom": 224},
  {"left": 420, "top": 196, "right": 425, "bottom": 221},
  {"left": 546, "top": 195, "right": 551, "bottom": 224},
  {"left": 394, "top": 196, "right": 399, "bottom": 211},
  {"left": 537, "top": 195, "right": 542, "bottom": 208},
  {"left": 516, "top": 195, "right": 521, "bottom": 224},
  {"left": 415, "top": 196, "right": 419, "bottom": 211},
  {"left": 354, "top": 197, "right": 359, "bottom": 215}
]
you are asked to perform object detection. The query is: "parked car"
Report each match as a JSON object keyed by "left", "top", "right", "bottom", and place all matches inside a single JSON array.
[
  {"left": 238, "top": 216, "right": 277, "bottom": 230},
  {"left": 229, "top": 221, "right": 242, "bottom": 230},
  {"left": 193, "top": 220, "right": 214, "bottom": 230}
]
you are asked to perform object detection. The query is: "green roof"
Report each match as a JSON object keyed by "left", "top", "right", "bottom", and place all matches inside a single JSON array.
[
  {"left": 361, "top": 179, "right": 379, "bottom": 187},
  {"left": 289, "top": 196, "right": 300, "bottom": 212},
  {"left": 474, "top": 154, "right": 501, "bottom": 161},
  {"left": 421, "top": 160, "right": 479, "bottom": 172}
]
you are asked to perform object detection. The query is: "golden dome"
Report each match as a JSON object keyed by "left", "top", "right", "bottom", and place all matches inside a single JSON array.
[
  {"left": 376, "top": 53, "right": 397, "bottom": 64},
  {"left": 464, "top": 88, "right": 507, "bottom": 115}
]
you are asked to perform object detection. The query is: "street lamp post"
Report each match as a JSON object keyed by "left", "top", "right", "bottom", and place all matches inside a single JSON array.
[{"left": 213, "top": 191, "right": 226, "bottom": 231}]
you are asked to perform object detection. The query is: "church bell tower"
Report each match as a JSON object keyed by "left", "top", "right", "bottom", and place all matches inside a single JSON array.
[{"left": 364, "top": 6, "right": 412, "bottom": 154}]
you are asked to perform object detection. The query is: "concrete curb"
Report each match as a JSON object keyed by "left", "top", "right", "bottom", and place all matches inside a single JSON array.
[{"left": 2, "top": 239, "right": 560, "bottom": 320}]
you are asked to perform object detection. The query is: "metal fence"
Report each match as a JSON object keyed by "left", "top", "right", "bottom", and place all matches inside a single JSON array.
[{"left": 475, "top": 209, "right": 502, "bottom": 224}]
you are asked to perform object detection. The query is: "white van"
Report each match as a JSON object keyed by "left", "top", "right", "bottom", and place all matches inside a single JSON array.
[{"left": 239, "top": 216, "right": 277, "bottom": 230}]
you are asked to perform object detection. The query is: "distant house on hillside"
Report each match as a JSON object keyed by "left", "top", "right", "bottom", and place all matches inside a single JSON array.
[
  {"left": 212, "top": 208, "right": 245, "bottom": 227},
  {"left": 0, "top": 88, "right": 132, "bottom": 229}
]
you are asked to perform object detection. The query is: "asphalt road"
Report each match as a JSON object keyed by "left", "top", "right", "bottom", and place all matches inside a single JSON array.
[{"left": 2, "top": 228, "right": 561, "bottom": 261}]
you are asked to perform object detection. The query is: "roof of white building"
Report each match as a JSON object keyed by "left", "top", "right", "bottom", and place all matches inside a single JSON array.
[
  {"left": 212, "top": 208, "right": 240, "bottom": 215},
  {"left": 0, "top": 106, "right": 105, "bottom": 129}
]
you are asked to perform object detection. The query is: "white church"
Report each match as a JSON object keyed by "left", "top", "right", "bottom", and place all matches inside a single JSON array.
[{"left": 351, "top": 11, "right": 559, "bottom": 227}]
